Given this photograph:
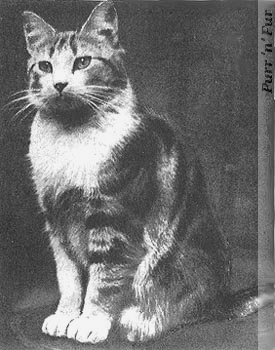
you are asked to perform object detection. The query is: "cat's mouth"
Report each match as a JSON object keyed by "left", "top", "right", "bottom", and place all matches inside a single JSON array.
[
  {"left": 40, "top": 94, "right": 99, "bottom": 128},
  {"left": 46, "top": 94, "right": 85, "bottom": 112}
]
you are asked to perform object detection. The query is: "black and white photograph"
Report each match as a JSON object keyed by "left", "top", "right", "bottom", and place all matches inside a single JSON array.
[{"left": 0, "top": 0, "right": 274, "bottom": 349}]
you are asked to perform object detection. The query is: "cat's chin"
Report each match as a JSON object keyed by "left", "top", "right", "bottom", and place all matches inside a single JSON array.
[{"left": 40, "top": 96, "right": 99, "bottom": 129}]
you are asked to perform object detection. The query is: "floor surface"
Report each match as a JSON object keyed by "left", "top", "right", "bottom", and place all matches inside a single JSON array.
[{"left": 4, "top": 305, "right": 261, "bottom": 350}]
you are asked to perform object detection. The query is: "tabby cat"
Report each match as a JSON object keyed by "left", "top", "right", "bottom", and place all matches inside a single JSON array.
[{"left": 22, "top": 0, "right": 260, "bottom": 344}]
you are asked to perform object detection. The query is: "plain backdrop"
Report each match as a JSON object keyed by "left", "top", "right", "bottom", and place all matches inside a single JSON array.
[{"left": 0, "top": 1, "right": 262, "bottom": 349}]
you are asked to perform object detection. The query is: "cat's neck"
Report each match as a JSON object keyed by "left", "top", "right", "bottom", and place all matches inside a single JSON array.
[{"left": 99, "top": 83, "right": 139, "bottom": 131}]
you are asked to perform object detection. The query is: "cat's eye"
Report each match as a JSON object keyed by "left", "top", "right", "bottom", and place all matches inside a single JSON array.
[
  {"left": 73, "top": 56, "right": 92, "bottom": 71},
  {"left": 38, "top": 61, "right": 53, "bottom": 74}
]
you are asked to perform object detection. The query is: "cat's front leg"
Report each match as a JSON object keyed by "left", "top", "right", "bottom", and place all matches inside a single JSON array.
[
  {"left": 42, "top": 235, "right": 82, "bottom": 338},
  {"left": 66, "top": 264, "right": 113, "bottom": 344}
]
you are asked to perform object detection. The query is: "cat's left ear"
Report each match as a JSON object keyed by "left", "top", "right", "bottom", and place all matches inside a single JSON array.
[{"left": 78, "top": 1, "right": 119, "bottom": 45}]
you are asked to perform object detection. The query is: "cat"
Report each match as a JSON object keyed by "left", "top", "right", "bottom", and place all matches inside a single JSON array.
[{"left": 22, "top": 0, "right": 264, "bottom": 344}]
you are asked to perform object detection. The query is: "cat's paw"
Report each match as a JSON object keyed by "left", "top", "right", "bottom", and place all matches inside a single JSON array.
[
  {"left": 120, "top": 306, "right": 159, "bottom": 342},
  {"left": 42, "top": 313, "right": 79, "bottom": 338},
  {"left": 66, "top": 312, "right": 112, "bottom": 344}
]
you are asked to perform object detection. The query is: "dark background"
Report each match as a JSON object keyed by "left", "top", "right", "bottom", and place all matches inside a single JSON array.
[{"left": 0, "top": 0, "right": 260, "bottom": 348}]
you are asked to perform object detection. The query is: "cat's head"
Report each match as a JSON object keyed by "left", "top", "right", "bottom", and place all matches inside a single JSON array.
[{"left": 23, "top": 1, "right": 128, "bottom": 126}]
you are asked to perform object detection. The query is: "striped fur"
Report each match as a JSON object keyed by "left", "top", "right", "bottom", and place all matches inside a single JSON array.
[{"left": 22, "top": 1, "right": 266, "bottom": 345}]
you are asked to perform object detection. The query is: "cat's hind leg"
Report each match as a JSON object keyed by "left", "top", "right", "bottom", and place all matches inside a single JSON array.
[
  {"left": 120, "top": 290, "right": 204, "bottom": 343},
  {"left": 120, "top": 253, "right": 220, "bottom": 343}
]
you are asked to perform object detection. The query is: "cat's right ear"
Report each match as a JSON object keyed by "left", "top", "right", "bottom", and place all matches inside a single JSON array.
[{"left": 22, "top": 11, "right": 56, "bottom": 54}]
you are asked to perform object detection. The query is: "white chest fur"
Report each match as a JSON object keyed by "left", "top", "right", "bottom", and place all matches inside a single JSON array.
[{"left": 29, "top": 108, "right": 139, "bottom": 201}]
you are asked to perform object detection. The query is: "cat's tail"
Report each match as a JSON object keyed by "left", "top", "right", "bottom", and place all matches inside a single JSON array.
[
  {"left": 223, "top": 285, "right": 274, "bottom": 319},
  {"left": 207, "top": 285, "right": 274, "bottom": 322}
]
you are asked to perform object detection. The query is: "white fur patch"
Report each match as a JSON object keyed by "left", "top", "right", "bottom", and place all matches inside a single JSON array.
[
  {"left": 29, "top": 101, "right": 140, "bottom": 201},
  {"left": 66, "top": 313, "right": 112, "bottom": 344},
  {"left": 42, "top": 313, "right": 79, "bottom": 338},
  {"left": 120, "top": 306, "right": 159, "bottom": 342}
]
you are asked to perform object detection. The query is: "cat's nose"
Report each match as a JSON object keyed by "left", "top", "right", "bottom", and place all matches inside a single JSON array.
[{"left": 54, "top": 82, "right": 68, "bottom": 93}]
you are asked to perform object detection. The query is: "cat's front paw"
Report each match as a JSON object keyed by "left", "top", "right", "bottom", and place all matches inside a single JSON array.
[
  {"left": 120, "top": 306, "right": 159, "bottom": 342},
  {"left": 42, "top": 313, "right": 79, "bottom": 338},
  {"left": 66, "top": 312, "right": 112, "bottom": 344}
]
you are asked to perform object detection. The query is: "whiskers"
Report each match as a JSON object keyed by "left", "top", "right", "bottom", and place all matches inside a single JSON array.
[
  {"left": 75, "top": 85, "right": 122, "bottom": 115},
  {"left": 2, "top": 84, "right": 125, "bottom": 126},
  {"left": 2, "top": 89, "right": 40, "bottom": 125}
]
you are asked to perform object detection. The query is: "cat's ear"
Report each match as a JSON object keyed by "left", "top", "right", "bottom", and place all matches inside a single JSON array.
[
  {"left": 78, "top": 1, "right": 119, "bottom": 44},
  {"left": 22, "top": 11, "right": 56, "bottom": 54}
]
